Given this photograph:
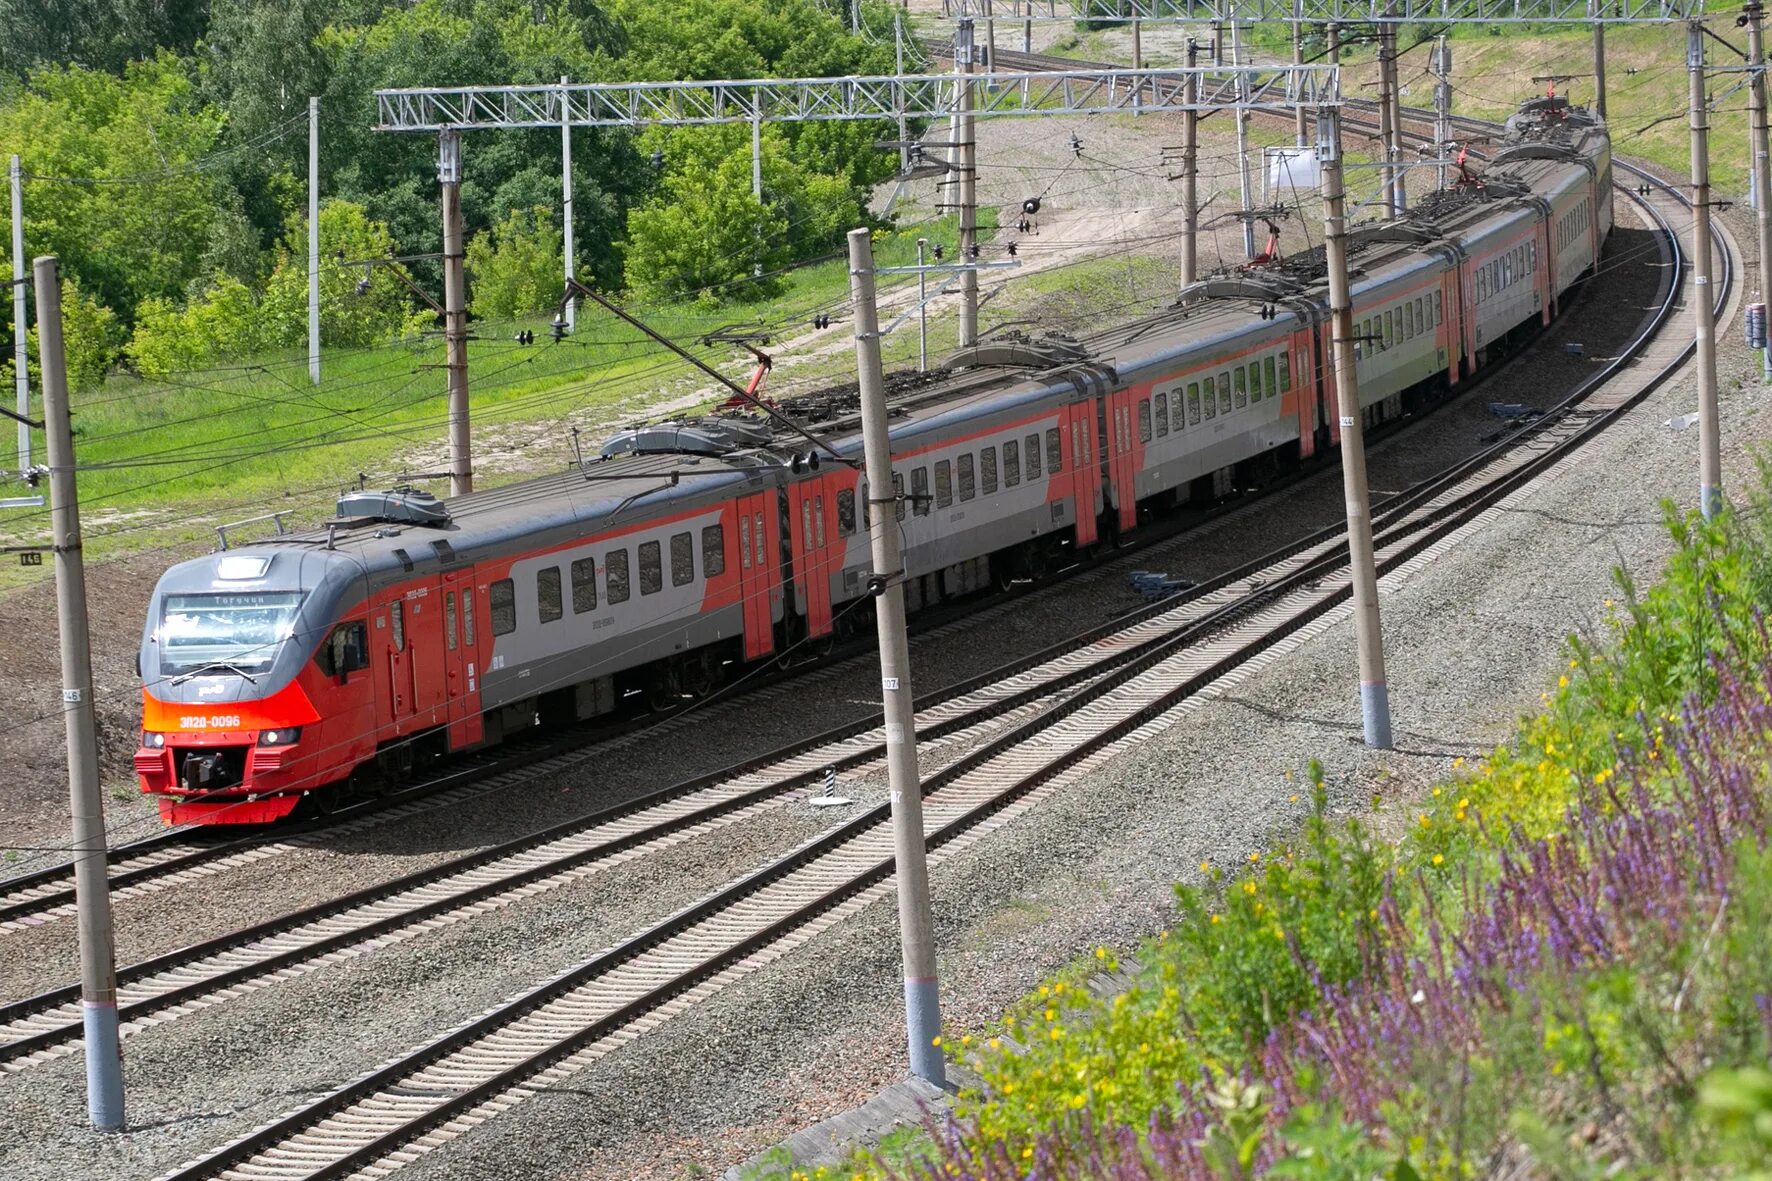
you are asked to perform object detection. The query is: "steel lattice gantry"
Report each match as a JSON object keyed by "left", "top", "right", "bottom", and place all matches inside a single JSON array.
[
  {"left": 373, "top": 65, "right": 1339, "bottom": 133},
  {"left": 932, "top": 0, "right": 1696, "bottom": 22}
]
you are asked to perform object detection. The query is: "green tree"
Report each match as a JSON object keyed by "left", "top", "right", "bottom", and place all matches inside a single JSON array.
[
  {"left": 623, "top": 137, "right": 785, "bottom": 303},
  {"left": 0, "top": 0, "right": 213, "bottom": 78},
  {"left": 466, "top": 205, "right": 563, "bottom": 320},
  {"left": 0, "top": 54, "right": 230, "bottom": 323}
]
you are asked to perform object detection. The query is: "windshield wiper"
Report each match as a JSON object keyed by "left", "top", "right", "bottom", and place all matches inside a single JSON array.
[{"left": 170, "top": 661, "right": 261, "bottom": 686}]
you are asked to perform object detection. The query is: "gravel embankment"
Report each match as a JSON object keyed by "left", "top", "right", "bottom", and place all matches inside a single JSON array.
[{"left": 0, "top": 119, "right": 1705, "bottom": 1181}]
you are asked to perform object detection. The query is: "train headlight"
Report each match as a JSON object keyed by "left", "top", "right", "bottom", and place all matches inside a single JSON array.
[
  {"left": 257, "top": 728, "right": 302, "bottom": 747},
  {"left": 142, "top": 732, "right": 165, "bottom": 749}
]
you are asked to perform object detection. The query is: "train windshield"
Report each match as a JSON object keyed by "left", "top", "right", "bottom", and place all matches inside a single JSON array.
[{"left": 158, "top": 592, "right": 306, "bottom": 677}]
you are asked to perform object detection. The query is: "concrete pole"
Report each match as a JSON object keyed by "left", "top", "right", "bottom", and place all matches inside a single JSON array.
[
  {"left": 846, "top": 227, "right": 945, "bottom": 1088},
  {"left": 1132, "top": 18, "right": 1143, "bottom": 115},
  {"left": 1384, "top": 20, "right": 1406, "bottom": 213},
  {"left": 1593, "top": 23, "right": 1608, "bottom": 121},
  {"left": 1746, "top": 3, "right": 1772, "bottom": 383},
  {"left": 916, "top": 237, "right": 929, "bottom": 372},
  {"left": 956, "top": 19, "right": 979, "bottom": 348},
  {"left": 36, "top": 256, "right": 124, "bottom": 1130},
  {"left": 1688, "top": 24, "right": 1722, "bottom": 518},
  {"left": 561, "top": 76, "right": 576, "bottom": 333},
  {"left": 895, "top": 15, "right": 910, "bottom": 178},
  {"left": 985, "top": 15, "right": 995, "bottom": 74},
  {"left": 9, "top": 155, "right": 26, "bottom": 472},
  {"left": 1180, "top": 37, "right": 1200, "bottom": 289},
  {"left": 1231, "top": 9, "right": 1255, "bottom": 258},
  {"left": 1293, "top": 18, "right": 1309, "bottom": 147},
  {"left": 1212, "top": 20, "right": 1224, "bottom": 66},
  {"left": 1376, "top": 25, "right": 1398, "bottom": 219},
  {"left": 751, "top": 98, "right": 763, "bottom": 199},
  {"left": 1435, "top": 36, "right": 1452, "bottom": 191},
  {"left": 308, "top": 97, "right": 320, "bottom": 386},
  {"left": 438, "top": 131, "right": 473, "bottom": 498},
  {"left": 1315, "top": 111, "right": 1393, "bottom": 750}
]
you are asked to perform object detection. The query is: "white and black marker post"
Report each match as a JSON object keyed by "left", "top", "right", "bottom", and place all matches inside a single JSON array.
[
  {"left": 1316, "top": 110, "right": 1393, "bottom": 749},
  {"left": 36, "top": 255, "right": 124, "bottom": 1129},
  {"left": 846, "top": 226, "right": 945, "bottom": 1087}
]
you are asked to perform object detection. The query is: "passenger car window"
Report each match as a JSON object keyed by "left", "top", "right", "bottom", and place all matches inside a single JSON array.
[
  {"left": 671, "top": 532, "right": 694, "bottom": 587},
  {"left": 1233, "top": 368, "right": 1247, "bottom": 408},
  {"left": 1201, "top": 376, "right": 1216, "bottom": 419},
  {"left": 571, "top": 557, "right": 597, "bottom": 613},
  {"left": 935, "top": 460, "right": 953, "bottom": 508},
  {"left": 958, "top": 453, "right": 976, "bottom": 501},
  {"left": 1154, "top": 393, "right": 1168, "bottom": 436},
  {"left": 639, "top": 540, "right": 663, "bottom": 595},
  {"left": 1217, "top": 372, "right": 1232, "bottom": 415},
  {"left": 1137, "top": 398, "right": 1152, "bottom": 441},
  {"left": 893, "top": 472, "right": 906, "bottom": 522},
  {"left": 702, "top": 525, "right": 725, "bottom": 578},
  {"left": 1278, "top": 351, "right": 1291, "bottom": 391},
  {"left": 812, "top": 499, "right": 825, "bottom": 548},
  {"left": 980, "top": 446, "right": 998, "bottom": 495},
  {"left": 316, "top": 620, "right": 369, "bottom": 676},
  {"left": 537, "top": 566, "right": 563, "bottom": 623},
  {"left": 1263, "top": 356, "right": 1277, "bottom": 399},
  {"left": 605, "top": 550, "right": 630, "bottom": 604},
  {"left": 912, "top": 466, "right": 930, "bottom": 515},
  {"left": 445, "top": 591, "right": 458, "bottom": 650},
  {"left": 1025, "top": 433, "right": 1042, "bottom": 478},
  {"left": 390, "top": 601, "right": 404, "bottom": 652},
  {"left": 1003, "top": 440, "right": 1020, "bottom": 487},
  {"left": 490, "top": 579, "right": 516, "bottom": 635},
  {"left": 1188, "top": 383, "right": 1202, "bottom": 425},
  {"left": 1046, "top": 428, "right": 1062, "bottom": 472},
  {"left": 837, "top": 489, "right": 856, "bottom": 536}
]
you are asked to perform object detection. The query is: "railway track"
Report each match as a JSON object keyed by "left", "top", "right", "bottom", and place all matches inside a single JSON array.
[
  {"left": 0, "top": 43, "right": 1604, "bottom": 936},
  {"left": 128, "top": 142, "right": 1715, "bottom": 1179}
]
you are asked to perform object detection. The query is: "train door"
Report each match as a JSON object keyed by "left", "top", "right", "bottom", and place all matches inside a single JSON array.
[
  {"left": 1102, "top": 388, "right": 1139, "bottom": 532},
  {"left": 1066, "top": 400, "right": 1098, "bottom": 548},
  {"left": 790, "top": 477, "right": 836, "bottom": 639},
  {"left": 384, "top": 594, "right": 418, "bottom": 734},
  {"left": 1292, "top": 331, "right": 1317, "bottom": 459},
  {"left": 737, "top": 491, "right": 778, "bottom": 660},
  {"left": 441, "top": 567, "right": 483, "bottom": 750}
]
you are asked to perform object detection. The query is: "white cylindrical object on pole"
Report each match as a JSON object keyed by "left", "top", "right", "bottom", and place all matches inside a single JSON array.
[
  {"left": 36, "top": 255, "right": 125, "bottom": 1130},
  {"left": 562, "top": 76, "right": 576, "bottom": 333},
  {"left": 1316, "top": 111, "right": 1393, "bottom": 749},
  {"left": 846, "top": 227, "right": 945, "bottom": 1088},
  {"left": 916, "top": 237, "right": 928, "bottom": 372},
  {"left": 10, "top": 154, "right": 27, "bottom": 472},
  {"left": 308, "top": 97, "right": 320, "bottom": 386}
]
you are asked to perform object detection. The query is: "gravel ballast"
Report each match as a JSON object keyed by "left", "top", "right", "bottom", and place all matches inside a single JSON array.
[{"left": 0, "top": 114, "right": 1731, "bottom": 1181}]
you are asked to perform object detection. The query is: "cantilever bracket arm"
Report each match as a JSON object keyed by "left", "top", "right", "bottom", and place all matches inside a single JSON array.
[
  {"left": 340, "top": 254, "right": 447, "bottom": 318},
  {"left": 0, "top": 405, "right": 43, "bottom": 429},
  {"left": 557, "top": 279, "right": 858, "bottom": 469}
]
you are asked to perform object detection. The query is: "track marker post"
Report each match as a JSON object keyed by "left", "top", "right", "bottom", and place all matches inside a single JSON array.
[
  {"left": 36, "top": 254, "right": 124, "bottom": 1130},
  {"left": 1315, "top": 109, "right": 1393, "bottom": 749},
  {"left": 846, "top": 226, "right": 945, "bottom": 1088}
]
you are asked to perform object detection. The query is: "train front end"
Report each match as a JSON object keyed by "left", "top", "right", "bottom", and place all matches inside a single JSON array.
[{"left": 135, "top": 548, "right": 355, "bottom": 825}]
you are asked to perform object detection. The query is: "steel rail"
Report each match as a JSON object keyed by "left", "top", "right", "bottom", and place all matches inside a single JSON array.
[{"left": 152, "top": 147, "right": 1717, "bottom": 1181}]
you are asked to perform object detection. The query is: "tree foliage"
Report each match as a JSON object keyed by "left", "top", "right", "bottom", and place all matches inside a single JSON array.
[
  {"left": 466, "top": 206, "right": 564, "bottom": 320},
  {"left": 0, "top": 0, "right": 902, "bottom": 380}
]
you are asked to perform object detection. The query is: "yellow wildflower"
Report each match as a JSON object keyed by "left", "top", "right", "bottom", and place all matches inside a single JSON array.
[
  {"left": 1095, "top": 946, "right": 1108, "bottom": 960},
  {"left": 1210, "top": 913, "right": 1222, "bottom": 925},
  {"left": 961, "top": 1034, "right": 972, "bottom": 1046},
  {"left": 1199, "top": 860, "right": 1211, "bottom": 873},
  {"left": 1022, "top": 1147, "right": 1033, "bottom": 1160},
  {"left": 1452, "top": 757, "right": 1465, "bottom": 769},
  {"left": 1433, "top": 787, "right": 1443, "bottom": 797},
  {"left": 1432, "top": 853, "right": 1444, "bottom": 866},
  {"left": 1418, "top": 813, "right": 1431, "bottom": 828},
  {"left": 1248, "top": 851, "right": 1261, "bottom": 863},
  {"left": 1457, "top": 798, "right": 1469, "bottom": 809},
  {"left": 989, "top": 1038, "right": 1001, "bottom": 1050},
  {"left": 1243, "top": 880, "right": 1258, "bottom": 895},
  {"left": 1070, "top": 1093, "right": 1086, "bottom": 1109},
  {"left": 1558, "top": 675, "right": 1569, "bottom": 688}
]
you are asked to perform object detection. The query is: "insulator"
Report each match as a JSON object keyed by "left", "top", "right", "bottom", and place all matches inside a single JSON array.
[{"left": 1747, "top": 302, "right": 1768, "bottom": 351}]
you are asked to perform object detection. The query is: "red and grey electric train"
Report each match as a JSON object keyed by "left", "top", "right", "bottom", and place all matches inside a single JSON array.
[{"left": 135, "top": 96, "right": 1612, "bottom": 824}]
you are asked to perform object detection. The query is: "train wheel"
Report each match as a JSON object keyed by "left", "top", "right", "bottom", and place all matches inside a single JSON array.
[{"left": 681, "top": 650, "right": 723, "bottom": 700}]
